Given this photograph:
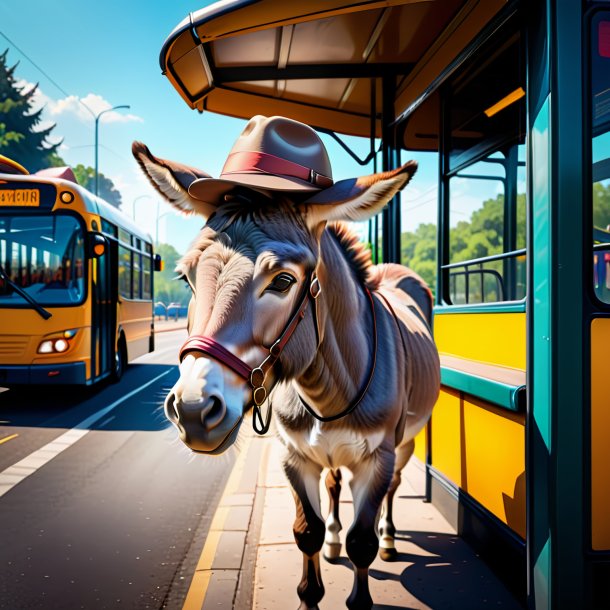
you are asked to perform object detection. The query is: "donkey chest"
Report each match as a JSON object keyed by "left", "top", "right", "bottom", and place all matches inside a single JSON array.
[{"left": 279, "top": 421, "right": 386, "bottom": 469}]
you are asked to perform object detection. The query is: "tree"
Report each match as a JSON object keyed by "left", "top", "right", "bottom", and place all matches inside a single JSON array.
[
  {"left": 153, "top": 242, "right": 191, "bottom": 306},
  {"left": 0, "top": 49, "right": 61, "bottom": 171},
  {"left": 72, "top": 164, "right": 122, "bottom": 209}
]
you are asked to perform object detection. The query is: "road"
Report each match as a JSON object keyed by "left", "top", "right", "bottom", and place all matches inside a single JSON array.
[{"left": 0, "top": 329, "right": 236, "bottom": 610}]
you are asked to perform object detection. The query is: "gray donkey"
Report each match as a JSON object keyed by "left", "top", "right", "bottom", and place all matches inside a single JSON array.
[{"left": 133, "top": 115, "right": 440, "bottom": 610}]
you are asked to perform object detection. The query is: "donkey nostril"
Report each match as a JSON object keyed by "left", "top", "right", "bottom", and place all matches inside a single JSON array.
[
  {"left": 165, "top": 392, "right": 181, "bottom": 425},
  {"left": 201, "top": 395, "right": 227, "bottom": 431}
]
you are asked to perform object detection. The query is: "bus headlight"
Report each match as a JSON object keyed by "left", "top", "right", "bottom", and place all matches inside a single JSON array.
[
  {"left": 37, "top": 330, "right": 78, "bottom": 354},
  {"left": 53, "top": 339, "right": 69, "bottom": 353},
  {"left": 38, "top": 340, "right": 54, "bottom": 354}
]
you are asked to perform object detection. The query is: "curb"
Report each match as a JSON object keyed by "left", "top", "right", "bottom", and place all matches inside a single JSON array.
[{"left": 180, "top": 422, "right": 268, "bottom": 610}]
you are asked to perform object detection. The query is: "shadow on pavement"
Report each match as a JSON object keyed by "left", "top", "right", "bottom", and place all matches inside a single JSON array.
[
  {"left": 330, "top": 530, "right": 522, "bottom": 610},
  {"left": 0, "top": 363, "right": 177, "bottom": 432}
]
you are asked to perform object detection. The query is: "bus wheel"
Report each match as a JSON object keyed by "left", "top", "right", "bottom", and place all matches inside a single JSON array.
[{"left": 112, "top": 338, "right": 126, "bottom": 382}]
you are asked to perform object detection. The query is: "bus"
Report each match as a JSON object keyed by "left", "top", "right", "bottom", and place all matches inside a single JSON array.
[
  {"left": 0, "top": 157, "right": 160, "bottom": 386},
  {"left": 159, "top": 1, "right": 610, "bottom": 608}
]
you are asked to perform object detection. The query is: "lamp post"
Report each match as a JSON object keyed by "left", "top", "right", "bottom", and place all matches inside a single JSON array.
[
  {"left": 132, "top": 195, "right": 151, "bottom": 222},
  {"left": 156, "top": 201, "right": 171, "bottom": 246},
  {"left": 94, "top": 105, "right": 130, "bottom": 197}
]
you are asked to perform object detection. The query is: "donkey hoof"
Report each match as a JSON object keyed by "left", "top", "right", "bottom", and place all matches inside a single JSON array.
[
  {"left": 379, "top": 546, "right": 397, "bottom": 562},
  {"left": 346, "top": 590, "right": 373, "bottom": 610},
  {"left": 323, "top": 541, "right": 342, "bottom": 562}
]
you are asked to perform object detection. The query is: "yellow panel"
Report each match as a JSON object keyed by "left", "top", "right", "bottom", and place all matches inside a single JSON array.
[
  {"left": 434, "top": 313, "right": 526, "bottom": 369},
  {"left": 430, "top": 388, "right": 462, "bottom": 487},
  {"left": 591, "top": 318, "right": 610, "bottom": 550},
  {"left": 462, "top": 398, "right": 525, "bottom": 538},
  {"left": 413, "top": 425, "right": 427, "bottom": 463}
]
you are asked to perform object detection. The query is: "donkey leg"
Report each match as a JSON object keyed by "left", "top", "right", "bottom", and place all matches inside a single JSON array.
[
  {"left": 345, "top": 445, "right": 395, "bottom": 610},
  {"left": 283, "top": 453, "right": 326, "bottom": 610},
  {"left": 323, "top": 468, "right": 343, "bottom": 561},
  {"left": 379, "top": 438, "right": 415, "bottom": 561}
]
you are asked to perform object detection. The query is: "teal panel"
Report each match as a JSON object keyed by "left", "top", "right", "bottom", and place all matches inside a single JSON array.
[
  {"left": 532, "top": 98, "right": 552, "bottom": 452},
  {"left": 534, "top": 537, "right": 551, "bottom": 610},
  {"left": 530, "top": 93, "right": 552, "bottom": 610},
  {"left": 440, "top": 367, "right": 524, "bottom": 411}
]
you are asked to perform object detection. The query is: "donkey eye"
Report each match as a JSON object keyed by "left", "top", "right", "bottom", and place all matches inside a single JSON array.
[{"left": 266, "top": 272, "right": 296, "bottom": 294}]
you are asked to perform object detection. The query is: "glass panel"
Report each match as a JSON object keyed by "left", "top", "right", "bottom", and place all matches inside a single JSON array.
[
  {"left": 449, "top": 154, "right": 505, "bottom": 265},
  {"left": 101, "top": 219, "right": 117, "bottom": 237},
  {"left": 592, "top": 11, "right": 610, "bottom": 303},
  {"left": 400, "top": 152, "right": 438, "bottom": 295},
  {"left": 0, "top": 214, "right": 85, "bottom": 306},
  {"left": 142, "top": 255, "right": 152, "bottom": 300},
  {"left": 118, "top": 228, "right": 131, "bottom": 245},
  {"left": 133, "top": 252, "right": 141, "bottom": 299},
  {"left": 118, "top": 245, "right": 131, "bottom": 298}
]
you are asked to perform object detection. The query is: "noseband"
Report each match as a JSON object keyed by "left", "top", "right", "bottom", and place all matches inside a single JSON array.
[
  {"left": 178, "top": 272, "right": 378, "bottom": 435},
  {"left": 179, "top": 271, "right": 321, "bottom": 434}
]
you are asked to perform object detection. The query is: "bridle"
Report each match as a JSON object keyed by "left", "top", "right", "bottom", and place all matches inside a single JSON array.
[{"left": 178, "top": 271, "right": 378, "bottom": 435}]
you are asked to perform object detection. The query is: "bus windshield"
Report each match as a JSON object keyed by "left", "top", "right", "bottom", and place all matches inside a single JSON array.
[{"left": 0, "top": 214, "right": 86, "bottom": 307}]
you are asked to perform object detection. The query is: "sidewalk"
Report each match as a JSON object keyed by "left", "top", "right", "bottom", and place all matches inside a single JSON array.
[
  {"left": 187, "top": 425, "right": 523, "bottom": 610},
  {"left": 155, "top": 318, "right": 188, "bottom": 333}
]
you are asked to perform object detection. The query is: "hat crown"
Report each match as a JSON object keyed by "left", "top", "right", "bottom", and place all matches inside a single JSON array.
[{"left": 222, "top": 115, "right": 332, "bottom": 180}]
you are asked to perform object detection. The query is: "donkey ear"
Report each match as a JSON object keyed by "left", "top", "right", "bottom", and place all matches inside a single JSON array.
[
  {"left": 132, "top": 141, "right": 216, "bottom": 218},
  {"left": 302, "top": 161, "right": 417, "bottom": 228}
]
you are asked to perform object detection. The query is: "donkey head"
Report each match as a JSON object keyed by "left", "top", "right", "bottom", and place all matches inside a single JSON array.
[{"left": 133, "top": 138, "right": 416, "bottom": 454}]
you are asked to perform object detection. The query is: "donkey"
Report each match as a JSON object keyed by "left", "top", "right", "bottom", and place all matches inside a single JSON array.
[{"left": 133, "top": 116, "right": 439, "bottom": 610}]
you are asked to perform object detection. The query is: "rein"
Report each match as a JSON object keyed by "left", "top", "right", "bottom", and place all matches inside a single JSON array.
[{"left": 178, "top": 275, "right": 378, "bottom": 434}]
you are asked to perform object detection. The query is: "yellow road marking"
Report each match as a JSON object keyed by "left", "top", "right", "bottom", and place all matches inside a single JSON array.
[
  {"left": 0, "top": 433, "right": 18, "bottom": 446},
  {"left": 182, "top": 429, "right": 254, "bottom": 610}
]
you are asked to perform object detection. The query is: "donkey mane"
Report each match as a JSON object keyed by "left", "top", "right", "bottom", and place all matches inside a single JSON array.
[{"left": 327, "top": 222, "right": 377, "bottom": 289}]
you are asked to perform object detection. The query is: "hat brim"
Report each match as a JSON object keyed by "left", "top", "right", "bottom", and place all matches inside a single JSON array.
[{"left": 188, "top": 172, "right": 322, "bottom": 203}]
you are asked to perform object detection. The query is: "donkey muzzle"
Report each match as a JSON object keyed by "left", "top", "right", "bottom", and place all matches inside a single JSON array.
[{"left": 164, "top": 390, "right": 241, "bottom": 454}]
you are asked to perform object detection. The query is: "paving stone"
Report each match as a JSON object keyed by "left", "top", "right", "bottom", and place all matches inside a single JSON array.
[
  {"left": 211, "top": 531, "right": 246, "bottom": 570},
  {"left": 201, "top": 570, "right": 239, "bottom": 610}
]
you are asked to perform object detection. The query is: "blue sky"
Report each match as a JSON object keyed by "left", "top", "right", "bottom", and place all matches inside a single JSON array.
[{"left": 0, "top": 0, "right": 439, "bottom": 252}]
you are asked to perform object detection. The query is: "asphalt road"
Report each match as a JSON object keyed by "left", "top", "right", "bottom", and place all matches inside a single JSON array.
[{"left": 0, "top": 329, "right": 236, "bottom": 610}]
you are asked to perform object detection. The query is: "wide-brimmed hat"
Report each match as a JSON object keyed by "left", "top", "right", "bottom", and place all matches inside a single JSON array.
[{"left": 188, "top": 115, "right": 334, "bottom": 203}]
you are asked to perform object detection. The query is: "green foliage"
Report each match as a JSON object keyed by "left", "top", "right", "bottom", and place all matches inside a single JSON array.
[
  {"left": 72, "top": 164, "right": 122, "bottom": 209},
  {"left": 153, "top": 242, "right": 191, "bottom": 306},
  {"left": 400, "top": 192, "right": 528, "bottom": 295},
  {"left": 0, "top": 49, "right": 61, "bottom": 171},
  {"left": 401, "top": 222, "right": 437, "bottom": 290}
]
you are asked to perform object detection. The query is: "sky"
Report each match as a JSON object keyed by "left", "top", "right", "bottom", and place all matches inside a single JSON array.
[{"left": 0, "top": 0, "right": 440, "bottom": 253}]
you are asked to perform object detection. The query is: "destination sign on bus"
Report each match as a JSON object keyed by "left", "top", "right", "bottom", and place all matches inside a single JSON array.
[{"left": 0, "top": 189, "right": 40, "bottom": 207}]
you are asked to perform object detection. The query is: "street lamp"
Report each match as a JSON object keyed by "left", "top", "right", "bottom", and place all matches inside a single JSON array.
[
  {"left": 132, "top": 195, "right": 151, "bottom": 222},
  {"left": 94, "top": 105, "right": 130, "bottom": 197},
  {"left": 156, "top": 201, "right": 171, "bottom": 245}
]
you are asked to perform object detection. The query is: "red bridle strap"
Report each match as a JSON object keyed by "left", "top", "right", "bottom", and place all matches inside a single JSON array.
[{"left": 179, "top": 336, "right": 252, "bottom": 380}]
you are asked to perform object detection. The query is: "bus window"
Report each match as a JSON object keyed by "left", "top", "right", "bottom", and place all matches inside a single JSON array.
[
  {"left": 133, "top": 252, "right": 141, "bottom": 299},
  {"left": 142, "top": 253, "right": 152, "bottom": 300},
  {"left": 118, "top": 245, "right": 131, "bottom": 298},
  {"left": 591, "top": 11, "right": 610, "bottom": 304},
  {"left": 0, "top": 214, "right": 85, "bottom": 305},
  {"left": 442, "top": 32, "right": 526, "bottom": 305}
]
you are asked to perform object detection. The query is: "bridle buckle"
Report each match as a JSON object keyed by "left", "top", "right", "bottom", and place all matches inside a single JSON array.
[{"left": 310, "top": 276, "right": 321, "bottom": 299}]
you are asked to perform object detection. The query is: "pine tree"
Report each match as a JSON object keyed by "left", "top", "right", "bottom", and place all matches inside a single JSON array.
[{"left": 0, "top": 49, "right": 62, "bottom": 171}]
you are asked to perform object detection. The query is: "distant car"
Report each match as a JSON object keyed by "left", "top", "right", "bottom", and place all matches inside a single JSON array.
[
  {"left": 154, "top": 302, "right": 167, "bottom": 318},
  {"left": 167, "top": 302, "right": 188, "bottom": 319}
]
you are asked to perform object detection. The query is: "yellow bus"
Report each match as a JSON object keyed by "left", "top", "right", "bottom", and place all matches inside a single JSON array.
[{"left": 0, "top": 156, "right": 160, "bottom": 386}]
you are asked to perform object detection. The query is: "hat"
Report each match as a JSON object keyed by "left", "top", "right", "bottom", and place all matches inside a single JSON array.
[{"left": 188, "top": 115, "right": 334, "bottom": 203}]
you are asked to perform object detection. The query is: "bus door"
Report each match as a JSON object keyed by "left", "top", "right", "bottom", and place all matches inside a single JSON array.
[{"left": 91, "top": 238, "right": 117, "bottom": 380}]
